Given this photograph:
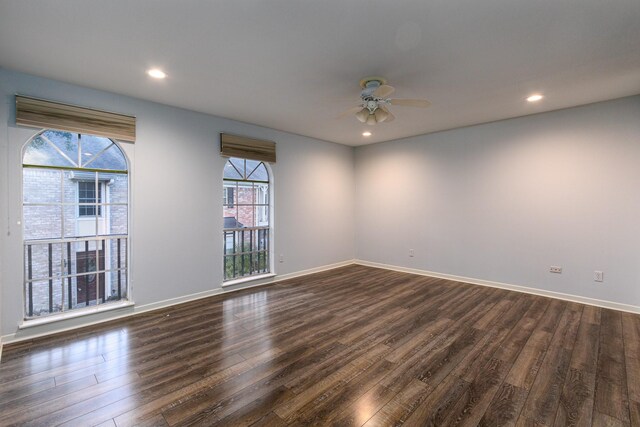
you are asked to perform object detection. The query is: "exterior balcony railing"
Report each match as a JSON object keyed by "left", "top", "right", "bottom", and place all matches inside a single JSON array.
[
  {"left": 223, "top": 226, "right": 270, "bottom": 280},
  {"left": 24, "top": 235, "right": 128, "bottom": 318}
]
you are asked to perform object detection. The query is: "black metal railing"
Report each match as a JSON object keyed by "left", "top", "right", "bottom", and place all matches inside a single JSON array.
[
  {"left": 223, "top": 227, "right": 270, "bottom": 280},
  {"left": 24, "top": 235, "right": 127, "bottom": 318}
]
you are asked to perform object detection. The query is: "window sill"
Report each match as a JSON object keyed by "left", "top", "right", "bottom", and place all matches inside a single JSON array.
[
  {"left": 222, "top": 273, "right": 276, "bottom": 288},
  {"left": 19, "top": 300, "right": 135, "bottom": 330}
]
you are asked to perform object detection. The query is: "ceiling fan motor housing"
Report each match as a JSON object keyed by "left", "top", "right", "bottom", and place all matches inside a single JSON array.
[
  {"left": 356, "top": 79, "right": 388, "bottom": 124},
  {"left": 360, "top": 77, "right": 385, "bottom": 100}
]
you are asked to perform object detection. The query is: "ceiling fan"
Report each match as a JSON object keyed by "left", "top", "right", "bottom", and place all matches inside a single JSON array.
[{"left": 338, "top": 77, "right": 431, "bottom": 125}]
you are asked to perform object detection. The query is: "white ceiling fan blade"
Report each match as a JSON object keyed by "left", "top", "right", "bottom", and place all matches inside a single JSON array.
[
  {"left": 389, "top": 98, "right": 431, "bottom": 108},
  {"left": 373, "top": 84, "right": 395, "bottom": 98},
  {"left": 336, "top": 105, "right": 364, "bottom": 119}
]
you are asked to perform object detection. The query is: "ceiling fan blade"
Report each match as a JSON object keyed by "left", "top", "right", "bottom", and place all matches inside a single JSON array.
[
  {"left": 389, "top": 98, "right": 431, "bottom": 108},
  {"left": 373, "top": 84, "right": 395, "bottom": 98},
  {"left": 336, "top": 105, "right": 364, "bottom": 119}
]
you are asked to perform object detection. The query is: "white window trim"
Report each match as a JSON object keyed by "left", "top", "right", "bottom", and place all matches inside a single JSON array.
[
  {"left": 222, "top": 158, "right": 273, "bottom": 282},
  {"left": 222, "top": 273, "right": 276, "bottom": 288},
  {"left": 18, "top": 299, "right": 135, "bottom": 329}
]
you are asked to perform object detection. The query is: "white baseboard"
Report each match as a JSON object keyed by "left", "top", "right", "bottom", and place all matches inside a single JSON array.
[
  {"left": 355, "top": 259, "right": 640, "bottom": 315},
  {"left": 4, "top": 257, "right": 636, "bottom": 352},
  {"left": 275, "top": 259, "right": 355, "bottom": 281},
  {"left": 0, "top": 259, "right": 355, "bottom": 346}
]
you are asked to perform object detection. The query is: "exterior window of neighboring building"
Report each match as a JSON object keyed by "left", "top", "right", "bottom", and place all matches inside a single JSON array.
[
  {"left": 78, "top": 181, "right": 103, "bottom": 217},
  {"left": 223, "top": 157, "right": 271, "bottom": 281},
  {"left": 223, "top": 186, "right": 235, "bottom": 208},
  {"left": 22, "top": 130, "right": 129, "bottom": 318}
]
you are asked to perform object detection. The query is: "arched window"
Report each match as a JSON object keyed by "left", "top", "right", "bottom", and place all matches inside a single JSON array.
[
  {"left": 223, "top": 158, "right": 271, "bottom": 281},
  {"left": 22, "top": 130, "right": 129, "bottom": 318}
]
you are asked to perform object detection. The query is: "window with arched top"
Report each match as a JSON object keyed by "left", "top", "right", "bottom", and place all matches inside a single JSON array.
[
  {"left": 22, "top": 130, "right": 129, "bottom": 318},
  {"left": 223, "top": 157, "right": 271, "bottom": 281}
]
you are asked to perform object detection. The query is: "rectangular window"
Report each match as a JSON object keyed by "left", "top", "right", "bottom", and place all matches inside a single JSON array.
[
  {"left": 78, "top": 181, "right": 102, "bottom": 216},
  {"left": 223, "top": 186, "right": 235, "bottom": 208}
]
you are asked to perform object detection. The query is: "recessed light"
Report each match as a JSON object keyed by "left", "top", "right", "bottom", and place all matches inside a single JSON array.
[
  {"left": 527, "top": 94, "right": 543, "bottom": 102},
  {"left": 362, "top": 131, "right": 372, "bottom": 137},
  {"left": 84, "top": 152, "right": 92, "bottom": 156},
  {"left": 147, "top": 68, "right": 167, "bottom": 79}
]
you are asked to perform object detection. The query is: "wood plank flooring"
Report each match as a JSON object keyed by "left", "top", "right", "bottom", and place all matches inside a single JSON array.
[{"left": 1, "top": 264, "right": 639, "bottom": 426}]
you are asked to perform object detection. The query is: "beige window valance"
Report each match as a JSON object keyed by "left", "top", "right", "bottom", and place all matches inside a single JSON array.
[
  {"left": 16, "top": 95, "right": 136, "bottom": 143},
  {"left": 220, "top": 133, "right": 276, "bottom": 163}
]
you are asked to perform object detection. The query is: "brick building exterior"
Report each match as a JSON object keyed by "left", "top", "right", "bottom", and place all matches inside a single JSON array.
[{"left": 223, "top": 182, "right": 269, "bottom": 229}]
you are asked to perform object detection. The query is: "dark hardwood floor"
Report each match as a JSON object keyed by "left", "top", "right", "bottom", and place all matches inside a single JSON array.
[{"left": 1, "top": 264, "right": 639, "bottom": 426}]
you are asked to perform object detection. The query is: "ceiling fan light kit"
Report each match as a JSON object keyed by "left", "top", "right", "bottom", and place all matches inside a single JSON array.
[
  {"left": 355, "top": 108, "right": 370, "bottom": 123},
  {"left": 339, "top": 76, "right": 431, "bottom": 125},
  {"left": 374, "top": 108, "right": 389, "bottom": 123}
]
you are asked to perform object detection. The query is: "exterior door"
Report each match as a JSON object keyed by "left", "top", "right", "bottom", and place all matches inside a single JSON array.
[{"left": 76, "top": 250, "right": 105, "bottom": 304}]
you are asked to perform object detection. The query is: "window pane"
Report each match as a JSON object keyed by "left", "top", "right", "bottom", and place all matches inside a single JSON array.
[
  {"left": 234, "top": 184, "right": 250, "bottom": 206},
  {"left": 24, "top": 205, "right": 62, "bottom": 240},
  {"left": 224, "top": 231, "right": 234, "bottom": 254},
  {"left": 235, "top": 254, "right": 247, "bottom": 277},
  {"left": 230, "top": 158, "right": 245, "bottom": 178},
  {"left": 106, "top": 269, "right": 127, "bottom": 301},
  {"left": 259, "top": 184, "right": 270, "bottom": 205},
  {"left": 246, "top": 162, "right": 269, "bottom": 182},
  {"left": 23, "top": 135, "right": 75, "bottom": 168},
  {"left": 105, "top": 173, "right": 128, "bottom": 203},
  {"left": 61, "top": 276, "right": 76, "bottom": 311},
  {"left": 27, "top": 280, "right": 64, "bottom": 317},
  {"left": 23, "top": 168, "right": 62, "bottom": 204},
  {"left": 223, "top": 184, "right": 238, "bottom": 227},
  {"left": 239, "top": 203, "right": 256, "bottom": 227},
  {"left": 43, "top": 130, "right": 78, "bottom": 165},
  {"left": 223, "top": 160, "right": 243, "bottom": 179},
  {"left": 258, "top": 229, "right": 269, "bottom": 251},
  {"left": 107, "top": 238, "right": 128, "bottom": 271},
  {"left": 85, "top": 144, "right": 127, "bottom": 171},
  {"left": 262, "top": 251, "right": 269, "bottom": 272},
  {"left": 224, "top": 255, "right": 234, "bottom": 280},
  {"left": 62, "top": 204, "right": 76, "bottom": 237},
  {"left": 68, "top": 205, "right": 98, "bottom": 237},
  {"left": 24, "top": 243, "right": 64, "bottom": 281},
  {"left": 70, "top": 240, "right": 100, "bottom": 264},
  {"left": 255, "top": 205, "right": 269, "bottom": 226},
  {"left": 107, "top": 205, "right": 128, "bottom": 235},
  {"left": 224, "top": 214, "right": 243, "bottom": 229},
  {"left": 75, "top": 245, "right": 106, "bottom": 306},
  {"left": 79, "top": 134, "right": 112, "bottom": 163}
]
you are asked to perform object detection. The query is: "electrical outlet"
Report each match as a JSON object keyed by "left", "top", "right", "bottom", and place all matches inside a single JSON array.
[
  {"left": 594, "top": 270, "right": 604, "bottom": 282},
  {"left": 550, "top": 266, "right": 562, "bottom": 274},
  {"left": 409, "top": 249, "right": 414, "bottom": 257},
  {"left": 279, "top": 254, "right": 284, "bottom": 263}
]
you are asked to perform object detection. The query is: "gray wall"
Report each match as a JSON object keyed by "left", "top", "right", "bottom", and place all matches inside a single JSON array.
[
  {"left": 355, "top": 96, "right": 640, "bottom": 307},
  {"left": 2, "top": 66, "right": 639, "bottom": 341},
  {"left": 0, "top": 68, "right": 355, "bottom": 337}
]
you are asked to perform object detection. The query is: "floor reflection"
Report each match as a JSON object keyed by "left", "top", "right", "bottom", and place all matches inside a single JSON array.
[{"left": 223, "top": 290, "right": 273, "bottom": 358}]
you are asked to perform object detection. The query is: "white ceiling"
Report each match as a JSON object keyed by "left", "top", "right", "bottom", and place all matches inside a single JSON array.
[{"left": 1, "top": 0, "right": 639, "bottom": 146}]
